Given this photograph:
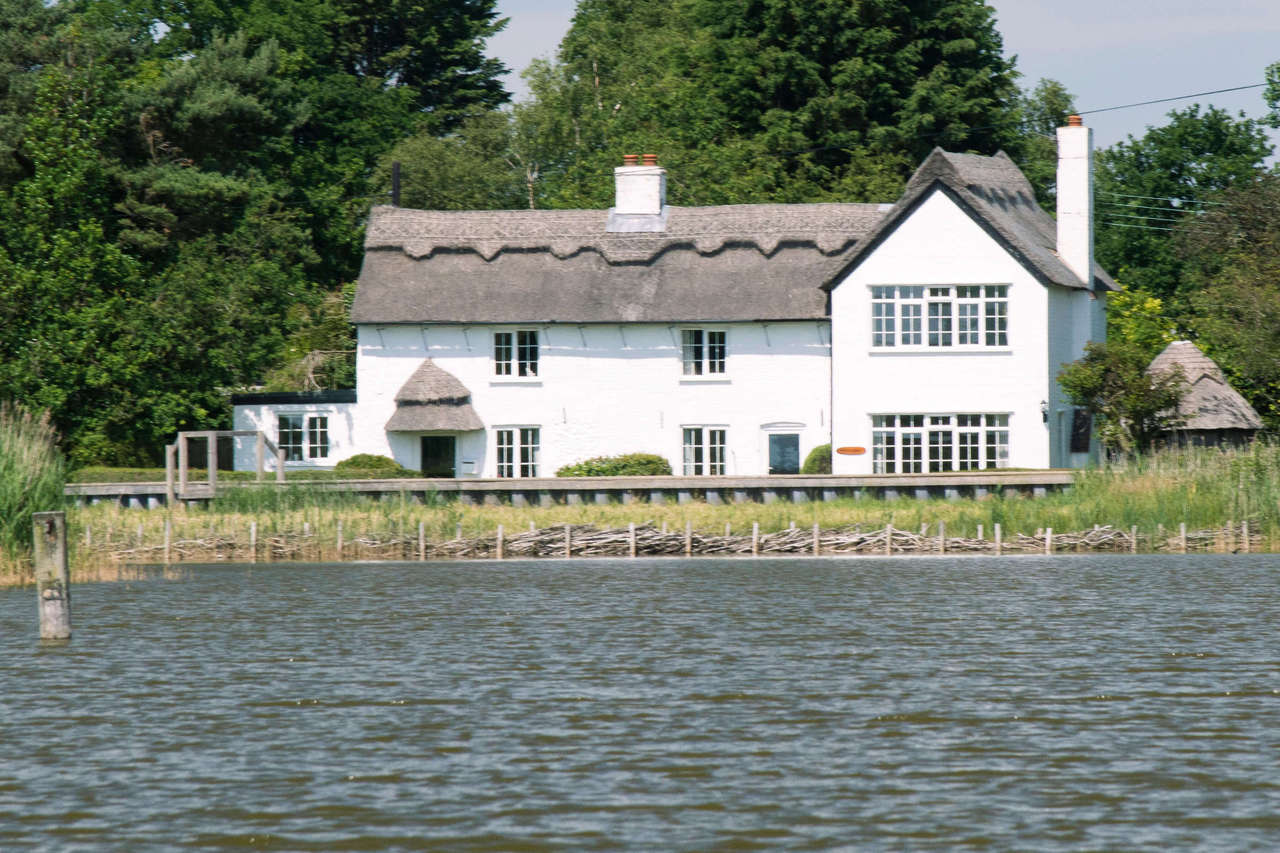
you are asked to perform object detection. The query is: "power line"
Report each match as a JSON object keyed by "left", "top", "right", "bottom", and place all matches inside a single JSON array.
[
  {"left": 1100, "top": 199, "right": 1200, "bottom": 215},
  {"left": 1077, "top": 84, "right": 1267, "bottom": 117},
  {"left": 1099, "top": 190, "right": 1225, "bottom": 206}
]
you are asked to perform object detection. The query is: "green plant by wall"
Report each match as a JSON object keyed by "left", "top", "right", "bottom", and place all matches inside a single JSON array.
[
  {"left": 556, "top": 453, "right": 673, "bottom": 477},
  {"left": 801, "top": 444, "right": 832, "bottom": 474},
  {"left": 333, "top": 454, "right": 414, "bottom": 477},
  {"left": 0, "top": 404, "right": 66, "bottom": 562}
]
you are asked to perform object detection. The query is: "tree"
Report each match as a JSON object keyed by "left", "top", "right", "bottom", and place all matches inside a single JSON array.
[
  {"left": 1058, "top": 341, "right": 1187, "bottom": 455},
  {"left": 1006, "top": 78, "right": 1077, "bottom": 209},
  {"left": 1106, "top": 287, "right": 1177, "bottom": 362},
  {"left": 1093, "top": 105, "right": 1272, "bottom": 306},
  {"left": 1179, "top": 174, "right": 1280, "bottom": 424},
  {"left": 516, "top": 0, "right": 1022, "bottom": 207}
]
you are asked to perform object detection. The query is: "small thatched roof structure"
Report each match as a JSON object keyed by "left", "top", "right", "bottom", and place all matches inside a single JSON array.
[
  {"left": 384, "top": 359, "right": 484, "bottom": 432},
  {"left": 1148, "top": 341, "right": 1262, "bottom": 435}
]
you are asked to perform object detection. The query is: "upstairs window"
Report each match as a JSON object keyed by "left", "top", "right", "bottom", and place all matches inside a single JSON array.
[
  {"left": 495, "top": 330, "right": 538, "bottom": 377},
  {"left": 871, "top": 285, "right": 1008, "bottom": 348},
  {"left": 681, "top": 329, "right": 726, "bottom": 375}
]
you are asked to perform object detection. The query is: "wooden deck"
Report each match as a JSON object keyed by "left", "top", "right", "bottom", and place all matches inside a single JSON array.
[{"left": 66, "top": 470, "right": 1076, "bottom": 509}]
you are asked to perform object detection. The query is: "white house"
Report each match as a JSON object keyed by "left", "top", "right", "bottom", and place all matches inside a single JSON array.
[{"left": 233, "top": 120, "right": 1115, "bottom": 477}]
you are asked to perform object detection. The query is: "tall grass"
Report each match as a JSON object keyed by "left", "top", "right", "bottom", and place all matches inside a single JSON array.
[
  {"left": 19, "top": 441, "right": 1280, "bottom": 585},
  {"left": 0, "top": 404, "right": 66, "bottom": 569}
]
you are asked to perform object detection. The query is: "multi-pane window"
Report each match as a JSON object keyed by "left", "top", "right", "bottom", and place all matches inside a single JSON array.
[
  {"left": 278, "top": 414, "right": 328, "bottom": 462},
  {"left": 307, "top": 416, "right": 329, "bottom": 459},
  {"left": 494, "top": 330, "right": 539, "bottom": 377},
  {"left": 871, "top": 285, "right": 1009, "bottom": 348},
  {"left": 278, "top": 415, "right": 304, "bottom": 461},
  {"left": 683, "top": 427, "right": 726, "bottom": 475},
  {"left": 872, "top": 414, "right": 1009, "bottom": 473},
  {"left": 681, "top": 329, "right": 726, "bottom": 375},
  {"left": 496, "top": 427, "right": 540, "bottom": 478}
]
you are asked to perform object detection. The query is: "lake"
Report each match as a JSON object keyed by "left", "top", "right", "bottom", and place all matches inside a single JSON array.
[{"left": 2, "top": 555, "right": 1279, "bottom": 850}]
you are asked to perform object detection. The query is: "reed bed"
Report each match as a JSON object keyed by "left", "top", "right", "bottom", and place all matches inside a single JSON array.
[{"left": 5, "top": 442, "right": 1279, "bottom": 586}]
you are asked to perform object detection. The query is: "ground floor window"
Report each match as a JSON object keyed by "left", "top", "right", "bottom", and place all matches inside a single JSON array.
[
  {"left": 683, "top": 427, "right": 726, "bottom": 475},
  {"left": 278, "top": 414, "right": 329, "bottom": 461},
  {"left": 497, "top": 427, "right": 540, "bottom": 477},
  {"left": 872, "top": 413, "right": 1008, "bottom": 473}
]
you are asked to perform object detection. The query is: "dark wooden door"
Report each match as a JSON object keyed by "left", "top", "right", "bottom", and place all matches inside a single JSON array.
[
  {"left": 421, "top": 436, "right": 456, "bottom": 477},
  {"left": 769, "top": 434, "right": 800, "bottom": 474}
]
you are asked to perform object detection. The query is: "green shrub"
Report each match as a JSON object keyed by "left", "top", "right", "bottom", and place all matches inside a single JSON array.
[
  {"left": 0, "top": 404, "right": 66, "bottom": 560},
  {"left": 334, "top": 454, "right": 414, "bottom": 477},
  {"left": 556, "top": 453, "right": 672, "bottom": 477},
  {"left": 801, "top": 444, "right": 832, "bottom": 474}
]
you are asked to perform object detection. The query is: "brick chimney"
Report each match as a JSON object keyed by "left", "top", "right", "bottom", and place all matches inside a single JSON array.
[
  {"left": 613, "top": 153, "right": 666, "bottom": 216},
  {"left": 1056, "top": 115, "right": 1093, "bottom": 286}
]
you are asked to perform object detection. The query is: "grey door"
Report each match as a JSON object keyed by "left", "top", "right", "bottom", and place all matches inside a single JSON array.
[
  {"left": 421, "top": 436, "right": 456, "bottom": 477},
  {"left": 768, "top": 434, "right": 800, "bottom": 474}
]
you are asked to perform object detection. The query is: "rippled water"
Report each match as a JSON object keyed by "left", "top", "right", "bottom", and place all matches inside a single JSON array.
[{"left": 3, "top": 555, "right": 1280, "bottom": 850}]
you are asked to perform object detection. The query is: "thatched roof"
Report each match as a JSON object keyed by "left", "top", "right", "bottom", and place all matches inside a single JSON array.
[
  {"left": 1149, "top": 341, "right": 1263, "bottom": 431},
  {"left": 352, "top": 203, "right": 886, "bottom": 325},
  {"left": 385, "top": 359, "right": 484, "bottom": 432},
  {"left": 827, "top": 149, "right": 1118, "bottom": 294}
]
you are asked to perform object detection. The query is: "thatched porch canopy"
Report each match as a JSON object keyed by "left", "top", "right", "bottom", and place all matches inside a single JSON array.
[{"left": 385, "top": 359, "right": 484, "bottom": 432}]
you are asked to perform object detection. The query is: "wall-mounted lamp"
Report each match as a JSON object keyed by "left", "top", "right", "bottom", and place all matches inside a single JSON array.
[{"left": 1040, "top": 400, "right": 1049, "bottom": 423}]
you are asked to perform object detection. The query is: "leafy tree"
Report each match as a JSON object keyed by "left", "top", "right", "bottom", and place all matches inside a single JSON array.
[
  {"left": 1058, "top": 341, "right": 1187, "bottom": 455},
  {"left": 1094, "top": 105, "right": 1272, "bottom": 306},
  {"left": 1007, "top": 78, "right": 1077, "bottom": 209},
  {"left": 513, "top": 0, "right": 1021, "bottom": 207},
  {"left": 1106, "top": 287, "right": 1177, "bottom": 361},
  {"left": 1179, "top": 174, "right": 1280, "bottom": 424}
]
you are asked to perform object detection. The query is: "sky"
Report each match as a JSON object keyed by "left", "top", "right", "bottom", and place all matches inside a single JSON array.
[{"left": 486, "top": 0, "right": 1280, "bottom": 153}]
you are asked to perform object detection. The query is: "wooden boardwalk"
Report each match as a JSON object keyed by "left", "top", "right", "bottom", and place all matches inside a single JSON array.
[{"left": 66, "top": 470, "right": 1076, "bottom": 509}]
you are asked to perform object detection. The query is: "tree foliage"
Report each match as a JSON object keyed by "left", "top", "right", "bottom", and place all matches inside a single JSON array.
[
  {"left": 0, "top": 0, "right": 509, "bottom": 465},
  {"left": 1058, "top": 341, "right": 1187, "bottom": 455},
  {"left": 1093, "top": 105, "right": 1272, "bottom": 305}
]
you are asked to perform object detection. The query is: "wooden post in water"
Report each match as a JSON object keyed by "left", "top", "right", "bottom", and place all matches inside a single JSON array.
[
  {"left": 418, "top": 522, "right": 425, "bottom": 561},
  {"left": 812, "top": 522, "right": 820, "bottom": 557},
  {"left": 994, "top": 523, "right": 1002, "bottom": 556},
  {"left": 33, "top": 512, "right": 71, "bottom": 640},
  {"left": 1242, "top": 520, "right": 1250, "bottom": 553},
  {"left": 1180, "top": 522, "right": 1187, "bottom": 554},
  {"left": 455, "top": 522, "right": 462, "bottom": 541},
  {"left": 564, "top": 524, "right": 572, "bottom": 558},
  {"left": 938, "top": 521, "right": 946, "bottom": 554},
  {"left": 629, "top": 522, "right": 637, "bottom": 558},
  {"left": 337, "top": 520, "right": 344, "bottom": 559},
  {"left": 1226, "top": 520, "right": 1234, "bottom": 553},
  {"left": 751, "top": 522, "right": 760, "bottom": 556},
  {"left": 496, "top": 524, "right": 504, "bottom": 560},
  {"left": 977, "top": 523, "right": 984, "bottom": 542},
  {"left": 684, "top": 521, "right": 692, "bottom": 557},
  {"left": 249, "top": 520, "right": 257, "bottom": 563},
  {"left": 163, "top": 517, "right": 171, "bottom": 565},
  {"left": 1131, "top": 525, "right": 1138, "bottom": 554},
  {"left": 725, "top": 522, "right": 731, "bottom": 537},
  {"left": 885, "top": 523, "right": 893, "bottom": 556},
  {"left": 1044, "top": 528, "right": 1053, "bottom": 555}
]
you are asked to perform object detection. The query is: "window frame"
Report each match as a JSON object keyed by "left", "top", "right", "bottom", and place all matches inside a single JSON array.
[
  {"left": 278, "top": 413, "right": 329, "bottom": 463},
  {"left": 680, "top": 328, "right": 727, "bottom": 377},
  {"left": 870, "top": 285, "right": 1010, "bottom": 350},
  {"left": 682, "top": 426, "right": 727, "bottom": 475},
  {"left": 871, "top": 413, "right": 1009, "bottom": 473},
  {"left": 495, "top": 426, "right": 540, "bottom": 478},
  {"left": 494, "top": 329, "right": 539, "bottom": 378}
]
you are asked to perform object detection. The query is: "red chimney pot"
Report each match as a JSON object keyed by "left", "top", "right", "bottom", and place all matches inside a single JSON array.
[
  {"left": 1066, "top": 115, "right": 1083, "bottom": 127},
  {"left": 622, "top": 154, "right": 639, "bottom": 166},
  {"left": 642, "top": 154, "right": 658, "bottom": 166}
]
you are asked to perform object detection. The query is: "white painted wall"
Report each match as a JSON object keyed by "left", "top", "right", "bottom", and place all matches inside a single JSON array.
[
  {"left": 830, "top": 188, "right": 1060, "bottom": 474},
  {"left": 233, "top": 402, "right": 358, "bottom": 471},
  {"left": 348, "top": 321, "right": 831, "bottom": 477}
]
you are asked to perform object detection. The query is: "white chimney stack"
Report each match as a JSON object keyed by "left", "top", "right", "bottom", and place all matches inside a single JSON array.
[
  {"left": 613, "top": 153, "right": 666, "bottom": 216},
  {"left": 1056, "top": 115, "right": 1094, "bottom": 287}
]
